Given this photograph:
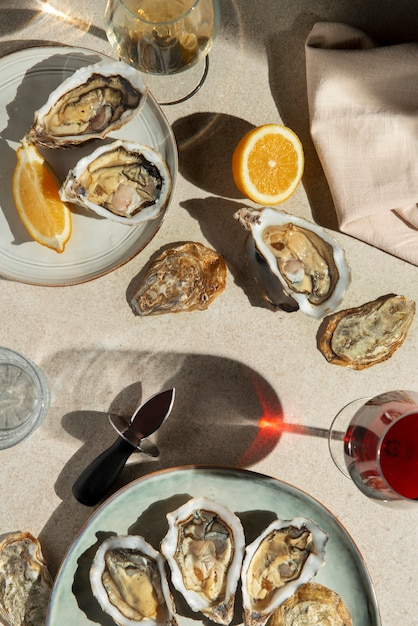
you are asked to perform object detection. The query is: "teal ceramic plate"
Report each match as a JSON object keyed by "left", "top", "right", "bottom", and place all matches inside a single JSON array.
[{"left": 46, "top": 467, "right": 381, "bottom": 625}]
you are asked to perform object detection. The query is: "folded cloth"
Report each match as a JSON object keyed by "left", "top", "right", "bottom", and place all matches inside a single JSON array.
[{"left": 305, "top": 22, "right": 418, "bottom": 265}]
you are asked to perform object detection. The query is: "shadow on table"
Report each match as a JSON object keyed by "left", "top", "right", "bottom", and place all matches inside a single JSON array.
[
  {"left": 172, "top": 112, "right": 253, "bottom": 200},
  {"left": 264, "top": 3, "right": 418, "bottom": 230},
  {"left": 174, "top": 0, "right": 418, "bottom": 232},
  {"left": 39, "top": 348, "right": 330, "bottom": 575},
  {"left": 39, "top": 349, "right": 280, "bottom": 573},
  {"left": 172, "top": 113, "right": 286, "bottom": 311}
]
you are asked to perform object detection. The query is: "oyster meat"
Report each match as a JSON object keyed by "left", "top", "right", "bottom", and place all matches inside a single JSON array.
[
  {"left": 130, "top": 242, "right": 227, "bottom": 315},
  {"left": 0, "top": 531, "right": 53, "bottom": 626},
  {"left": 90, "top": 534, "right": 176, "bottom": 626},
  {"left": 269, "top": 582, "right": 352, "bottom": 626},
  {"left": 160, "top": 497, "right": 245, "bottom": 625},
  {"left": 26, "top": 60, "right": 147, "bottom": 148},
  {"left": 60, "top": 140, "right": 172, "bottom": 223},
  {"left": 234, "top": 207, "right": 350, "bottom": 318},
  {"left": 318, "top": 293, "right": 416, "bottom": 369},
  {"left": 241, "top": 518, "right": 328, "bottom": 626}
]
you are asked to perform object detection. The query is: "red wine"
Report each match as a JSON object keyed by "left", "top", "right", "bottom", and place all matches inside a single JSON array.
[
  {"left": 379, "top": 413, "right": 418, "bottom": 499},
  {"left": 345, "top": 412, "right": 418, "bottom": 500}
]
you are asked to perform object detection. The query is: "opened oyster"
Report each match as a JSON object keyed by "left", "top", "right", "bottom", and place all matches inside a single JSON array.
[
  {"left": 26, "top": 60, "right": 147, "bottom": 148},
  {"left": 160, "top": 497, "right": 245, "bottom": 625},
  {"left": 318, "top": 293, "right": 416, "bottom": 369},
  {"left": 0, "top": 531, "right": 53, "bottom": 626},
  {"left": 90, "top": 534, "right": 176, "bottom": 626},
  {"left": 269, "top": 583, "right": 352, "bottom": 626},
  {"left": 241, "top": 517, "right": 328, "bottom": 626},
  {"left": 234, "top": 207, "right": 350, "bottom": 318},
  {"left": 59, "top": 139, "right": 172, "bottom": 223},
  {"left": 131, "top": 242, "right": 227, "bottom": 315}
]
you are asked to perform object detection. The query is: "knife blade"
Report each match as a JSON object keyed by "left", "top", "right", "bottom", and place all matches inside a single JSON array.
[{"left": 72, "top": 388, "right": 175, "bottom": 506}]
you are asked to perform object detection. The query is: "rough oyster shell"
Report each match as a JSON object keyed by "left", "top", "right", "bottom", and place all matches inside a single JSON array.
[
  {"left": 60, "top": 139, "right": 172, "bottom": 224},
  {"left": 269, "top": 582, "right": 352, "bottom": 626},
  {"left": 26, "top": 60, "right": 147, "bottom": 148},
  {"left": 160, "top": 497, "right": 246, "bottom": 625},
  {"left": 234, "top": 207, "right": 350, "bottom": 319},
  {"left": 130, "top": 242, "right": 227, "bottom": 315},
  {"left": 318, "top": 293, "right": 416, "bottom": 369},
  {"left": 241, "top": 517, "right": 328, "bottom": 626},
  {"left": 0, "top": 531, "right": 53, "bottom": 626},
  {"left": 90, "top": 534, "right": 177, "bottom": 626}
]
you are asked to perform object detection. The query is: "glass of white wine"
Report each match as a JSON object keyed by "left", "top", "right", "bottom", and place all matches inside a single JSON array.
[{"left": 104, "top": 0, "right": 219, "bottom": 103}]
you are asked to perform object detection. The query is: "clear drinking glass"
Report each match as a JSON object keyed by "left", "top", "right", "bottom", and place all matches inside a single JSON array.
[
  {"left": 104, "top": 0, "right": 219, "bottom": 100},
  {"left": 329, "top": 391, "right": 418, "bottom": 506},
  {"left": 0, "top": 347, "right": 50, "bottom": 449}
]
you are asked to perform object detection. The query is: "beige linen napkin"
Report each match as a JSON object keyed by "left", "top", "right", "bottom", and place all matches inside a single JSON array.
[{"left": 305, "top": 22, "right": 418, "bottom": 265}]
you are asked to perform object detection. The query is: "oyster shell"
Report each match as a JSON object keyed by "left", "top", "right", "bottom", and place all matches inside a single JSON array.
[
  {"left": 269, "top": 582, "right": 352, "bottom": 626},
  {"left": 241, "top": 518, "right": 328, "bottom": 626},
  {"left": 0, "top": 531, "right": 53, "bottom": 626},
  {"left": 90, "top": 534, "right": 176, "bottom": 626},
  {"left": 60, "top": 140, "right": 172, "bottom": 224},
  {"left": 130, "top": 242, "right": 227, "bottom": 315},
  {"left": 318, "top": 293, "right": 416, "bottom": 369},
  {"left": 26, "top": 60, "right": 147, "bottom": 148},
  {"left": 160, "top": 497, "right": 246, "bottom": 625},
  {"left": 234, "top": 207, "right": 350, "bottom": 318}
]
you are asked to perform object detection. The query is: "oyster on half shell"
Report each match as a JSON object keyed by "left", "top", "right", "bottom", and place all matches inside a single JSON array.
[
  {"left": 0, "top": 531, "right": 53, "bottom": 626},
  {"left": 160, "top": 497, "right": 246, "bottom": 625},
  {"left": 60, "top": 139, "right": 172, "bottom": 223},
  {"left": 318, "top": 293, "right": 416, "bottom": 369},
  {"left": 130, "top": 242, "right": 227, "bottom": 315},
  {"left": 90, "top": 534, "right": 177, "bottom": 626},
  {"left": 241, "top": 518, "right": 328, "bottom": 626},
  {"left": 234, "top": 207, "right": 350, "bottom": 318},
  {"left": 26, "top": 60, "right": 147, "bottom": 148}
]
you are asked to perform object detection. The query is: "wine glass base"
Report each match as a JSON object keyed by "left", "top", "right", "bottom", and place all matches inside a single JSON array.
[
  {"left": 328, "top": 397, "right": 370, "bottom": 477},
  {"left": 140, "top": 55, "right": 210, "bottom": 106}
]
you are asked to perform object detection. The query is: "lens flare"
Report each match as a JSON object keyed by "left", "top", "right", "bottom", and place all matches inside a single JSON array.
[{"left": 236, "top": 374, "right": 283, "bottom": 467}]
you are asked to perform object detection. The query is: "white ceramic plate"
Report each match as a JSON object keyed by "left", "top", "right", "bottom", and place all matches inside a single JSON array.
[
  {"left": 0, "top": 46, "right": 177, "bottom": 286},
  {"left": 46, "top": 467, "right": 381, "bottom": 626}
]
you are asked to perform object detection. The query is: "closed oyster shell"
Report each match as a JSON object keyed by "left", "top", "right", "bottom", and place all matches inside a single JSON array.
[
  {"left": 234, "top": 207, "right": 350, "bottom": 318},
  {"left": 60, "top": 140, "right": 172, "bottom": 224},
  {"left": 269, "top": 583, "right": 352, "bottom": 626},
  {"left": 318, "top": 293, "right": 415, "bottom": 369},
  {"left": 131, "top": 242, "right": 227, "bottom": 315},
  {"left": 0, "top": 531, "right": 53, "bottom": 626},
  {"left": 241, "top": 518, "right": 328, "bottom": 626},
  {"left": 160, "top": 497, "right": 246, "bottom": 625},
  {"left": 90, "top": 534, "right": 177, "bottom": 626},
  {"left": 26, "top": 60, "right": 147, "bottom": 148}
]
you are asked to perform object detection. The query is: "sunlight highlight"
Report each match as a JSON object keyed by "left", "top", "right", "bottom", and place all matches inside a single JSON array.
[{"left": 38, "top": 0, "right": 92, "bottom": 33}]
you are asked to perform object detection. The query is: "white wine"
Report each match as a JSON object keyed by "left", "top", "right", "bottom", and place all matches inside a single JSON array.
[
  {"left": 105, "top": 0, "right": 216, "bottom": 75},
  {"left": 136, "top": 0, "right": 196, "bottom": 22}
]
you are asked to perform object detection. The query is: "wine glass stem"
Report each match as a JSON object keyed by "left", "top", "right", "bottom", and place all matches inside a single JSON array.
[{"left": 158, "top": 54, "right": 210, "bottom": 106}]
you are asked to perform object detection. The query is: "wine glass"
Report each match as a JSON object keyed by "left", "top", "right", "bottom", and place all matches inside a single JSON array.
[
  {"left": 104, "top": 0, "right": 220, "bottom": 104},
  {"left": 328, "top": 390, "right": 418, "bottom": 506}
]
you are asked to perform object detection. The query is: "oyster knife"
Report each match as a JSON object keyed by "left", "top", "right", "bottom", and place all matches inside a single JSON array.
[{"left": 72, "top": 388, "right": 175, "bottom": 506}]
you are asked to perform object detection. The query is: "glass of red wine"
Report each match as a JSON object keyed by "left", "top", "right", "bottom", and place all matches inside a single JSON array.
[{"left": 328, "top": 390, "right": 418, "bottom": 506}]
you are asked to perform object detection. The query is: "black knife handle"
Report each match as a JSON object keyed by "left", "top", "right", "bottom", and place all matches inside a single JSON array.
[{"left": 72, "top": 437, "right": 136, "bottom": 506}]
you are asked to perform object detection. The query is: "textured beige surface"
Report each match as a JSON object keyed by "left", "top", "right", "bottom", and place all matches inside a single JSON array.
[{"left": 0, "top": 2, "right": 417, "bottom": 626}]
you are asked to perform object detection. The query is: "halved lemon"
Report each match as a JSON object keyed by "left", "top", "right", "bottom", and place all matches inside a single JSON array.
[
  {"left": 232, "top": 124, "right": 304, "bottom": 205},
  {"left": 12, "top": 141, "right": 72, "bottom": 253}
]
